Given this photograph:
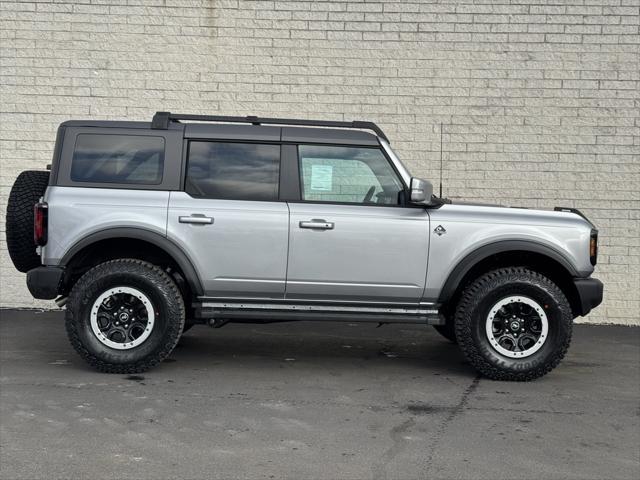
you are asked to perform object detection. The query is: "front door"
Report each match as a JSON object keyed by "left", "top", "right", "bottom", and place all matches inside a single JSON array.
[
  {"left": 168, "top": 141, "right": 289, "bottom": 299},
  {"left": 286, "top": 144, "right": 430, "bottom": 304}
]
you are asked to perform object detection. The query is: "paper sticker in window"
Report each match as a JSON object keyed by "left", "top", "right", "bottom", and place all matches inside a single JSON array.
[{"left": 310, "top": 164, "right": 333, "bottom": 191}]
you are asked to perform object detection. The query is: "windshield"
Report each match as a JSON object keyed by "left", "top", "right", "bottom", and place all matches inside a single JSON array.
[{"left": 379, "top": 140, "right": 412, "bottom": 187}]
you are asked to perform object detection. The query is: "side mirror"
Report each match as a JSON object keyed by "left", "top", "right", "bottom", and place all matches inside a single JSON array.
[{"left": 410, "top": 177, "right": 434, "bottom": 205}]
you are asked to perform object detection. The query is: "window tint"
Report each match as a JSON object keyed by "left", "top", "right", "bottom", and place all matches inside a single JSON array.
[
  {"left": 71, "top": 134, "right": 164, "bottom": 184},
  {"left": 299, "top": 145, "right": 403, "bottom": 205},
  {"left": 186, "top": 142, "right": 280, "bottom": 201}
]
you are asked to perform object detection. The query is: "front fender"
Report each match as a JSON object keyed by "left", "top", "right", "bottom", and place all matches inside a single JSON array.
[
  {"left": 423, "top": 204, "right": 594, "bottom": 302},
  {"left": 435, "top": 240, "right": 579, "bottom": 303}
]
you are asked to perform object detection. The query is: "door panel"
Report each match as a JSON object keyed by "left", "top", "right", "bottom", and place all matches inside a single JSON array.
[
  {"left": 286, "top": 203, "right": 430, "bottom": 303},
  {"left": 168, "top": 192, "right": 289, "bottom": 298}
]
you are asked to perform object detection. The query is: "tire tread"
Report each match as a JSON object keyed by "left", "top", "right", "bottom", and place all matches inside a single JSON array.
[
  {"left": 65, "top": 259, "right": 185, "bottom": 374},
  {"left": 454, "top": 267, "right": 572, "bottom": 381},
  {"left": 6, "top": 170, "right": 50, "bottom": 272}
]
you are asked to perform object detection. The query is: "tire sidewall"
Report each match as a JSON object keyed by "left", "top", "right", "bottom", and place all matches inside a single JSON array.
[
  {"left": 69, "top": 262, "right": 183, "bottom": 366},
  {"left": 6, "top": 170, "right": 50, "bottom": 272},
  {"left": 457, "top": 270, "right": 572, "bottom": 378}
]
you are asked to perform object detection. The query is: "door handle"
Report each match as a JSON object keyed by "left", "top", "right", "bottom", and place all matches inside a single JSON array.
[
  {"left": 299, "top": 219, "right": 334, "bottom": 230},
  {"left": 179, "top": 215, "right": 213, "bottom": 225}
]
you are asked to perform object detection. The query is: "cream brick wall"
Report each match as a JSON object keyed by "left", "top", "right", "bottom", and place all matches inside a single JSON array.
[{"left": 0, "top": 0, "right": 638, "bottom": 324}]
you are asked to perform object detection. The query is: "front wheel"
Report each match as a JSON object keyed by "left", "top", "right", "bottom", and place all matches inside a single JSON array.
[
  {"left": 65, "top": 259, "right": 185, "bottom": 373},
  {"left": 454, "top": 267, "right": 572, "bottom": 381}
]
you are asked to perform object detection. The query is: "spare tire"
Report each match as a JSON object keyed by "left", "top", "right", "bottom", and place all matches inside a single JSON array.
[{"left": 6, "top": 170, "right": 50, "bottom": 272}]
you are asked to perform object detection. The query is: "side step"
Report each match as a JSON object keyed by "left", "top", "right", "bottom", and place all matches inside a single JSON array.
[{"left": 193, "top": 301, "right": 445, "bottom": 325}]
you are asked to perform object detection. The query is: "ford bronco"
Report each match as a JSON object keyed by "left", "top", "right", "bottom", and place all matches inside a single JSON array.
[{"left": 5, "top": 112, "right": 603, "bottom": 380}]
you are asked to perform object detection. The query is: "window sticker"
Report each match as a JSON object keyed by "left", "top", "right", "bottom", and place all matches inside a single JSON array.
[{"left": 310, "top": 164, "right": 333, "bottom": 191}]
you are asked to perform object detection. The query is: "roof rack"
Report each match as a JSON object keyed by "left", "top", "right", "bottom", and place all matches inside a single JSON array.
[{"left": 151, "top": 111, "right": 390, "bottom": 143}]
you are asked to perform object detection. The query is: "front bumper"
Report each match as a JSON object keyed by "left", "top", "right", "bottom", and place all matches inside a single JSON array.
[
  {"left": 573, "top": 277, "right": 603, "bottom": 317},
  {"left": 26, "top": 266, "right": 65, "bottom": 300}
]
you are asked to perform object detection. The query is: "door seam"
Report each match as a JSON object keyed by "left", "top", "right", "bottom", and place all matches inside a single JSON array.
[
  {"left": 165, "top": 191, "right": 171, "bottom": 237},
  {"left": 284, "top": 201, "right": 291, "bottom": 299}
]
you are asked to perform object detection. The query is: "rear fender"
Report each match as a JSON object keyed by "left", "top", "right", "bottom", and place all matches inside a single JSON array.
[{"left": 59, "top": 227, "right": 204, "bottom": 296}]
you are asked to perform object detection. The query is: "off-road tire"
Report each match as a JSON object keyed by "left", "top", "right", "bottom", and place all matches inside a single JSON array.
[
  {"left": 455, "top": 267, "right": 572, "bottom": 381},
  {"left": 433, "top": 321, "right": 457, "bottom": 344},
  {"left": 65, "top": 259, "right": 185, "bottom": 373},
  {"left": 6, "top": 170, "right": 50, "bottom": 272}
]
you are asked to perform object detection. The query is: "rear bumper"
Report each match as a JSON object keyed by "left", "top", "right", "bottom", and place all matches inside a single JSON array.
[
  {"left": 26, "top": 266, "right": 65, "bottom": 300},
  {"left": 573, "top": 277, "right": 603, "bottom": 317}
]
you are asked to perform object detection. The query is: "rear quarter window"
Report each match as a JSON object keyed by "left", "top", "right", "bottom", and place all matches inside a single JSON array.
[{"left": 71, "top": 134, "right": 165, "bottom": 185}]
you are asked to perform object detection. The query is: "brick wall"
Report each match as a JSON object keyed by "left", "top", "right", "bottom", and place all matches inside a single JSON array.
[{"left": 0, "top": 0, "right": 638, "bottom": 324}]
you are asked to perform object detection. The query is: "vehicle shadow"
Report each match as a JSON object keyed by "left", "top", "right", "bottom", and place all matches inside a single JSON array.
[{"left": 170, "top": 322, "right": 473, "bottom": 376}]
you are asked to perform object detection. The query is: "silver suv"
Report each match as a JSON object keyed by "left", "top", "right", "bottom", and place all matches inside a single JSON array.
[{"left": 6, "top": 112, "right": 603, "bottom": 380}]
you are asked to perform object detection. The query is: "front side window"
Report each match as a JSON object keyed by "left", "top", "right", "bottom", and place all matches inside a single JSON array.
[
  {"left": 71, "top": 134, "right": 164, "bottom": 184},
  {"left": 186, "top": 142, "right": 280, "bottom": 201},
  {"left": 299, "top": 145, "right": 404, "bottom": 205}
]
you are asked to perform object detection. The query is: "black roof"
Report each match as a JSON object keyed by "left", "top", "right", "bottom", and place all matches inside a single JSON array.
[
  {"left": 60, "top": 119, "right": 381, "bottom": 146},
  {"left": 183, "top": 123, "right": 379, "bottom": 146}
]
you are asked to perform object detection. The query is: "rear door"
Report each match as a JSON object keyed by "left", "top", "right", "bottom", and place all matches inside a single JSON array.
[
  {"left": 285, "top": 144, "right": 430, "bottom": 304},
  {"left": 167, "top": 140, "right": 289, "bottom": 299}
]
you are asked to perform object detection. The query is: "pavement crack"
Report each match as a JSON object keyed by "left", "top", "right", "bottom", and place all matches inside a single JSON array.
[
  {"left": 372, "top": 417, "right": 416, "bottom": 480},
  {"left": 424, "top": 374, "right": 481, "bottom": 473}
]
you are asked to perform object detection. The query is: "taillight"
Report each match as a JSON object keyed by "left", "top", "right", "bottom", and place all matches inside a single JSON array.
[
  {"left": 34, "top": 202, "right": 48, "bottom": 246},
  {"left": 589, "top": 229, "right": 598, "bottom": 266}
]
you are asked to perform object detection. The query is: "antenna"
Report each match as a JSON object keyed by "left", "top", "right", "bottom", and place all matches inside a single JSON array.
[{"left": 439, "top": 122, "right": 443, "bottom": 198}]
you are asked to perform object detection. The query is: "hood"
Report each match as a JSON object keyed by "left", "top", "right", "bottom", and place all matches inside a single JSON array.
[{"left": 436, "top": 201, "right": 596, "bottom": 230}]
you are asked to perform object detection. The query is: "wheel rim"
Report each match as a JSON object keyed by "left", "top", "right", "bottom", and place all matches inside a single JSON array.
[
  {"left": 90, "top": 287, "right": 155, "bottom": 350},
  {"left": 485, "top": 296, "right": 548, "bottom": 359}
]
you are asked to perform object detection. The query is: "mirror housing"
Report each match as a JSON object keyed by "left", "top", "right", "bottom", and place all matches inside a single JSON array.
[{"left": 409, "top": 177, "right": 435, "bottom": 205}]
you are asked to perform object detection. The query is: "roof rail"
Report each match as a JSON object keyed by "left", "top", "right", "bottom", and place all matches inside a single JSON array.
[{"left": 151, "top": 111, "right": 390, "bottom": 143}]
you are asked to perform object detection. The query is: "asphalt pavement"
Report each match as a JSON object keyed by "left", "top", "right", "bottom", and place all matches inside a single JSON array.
[{"left": 0, "top": 309, "right": 638, "bottom": 480}]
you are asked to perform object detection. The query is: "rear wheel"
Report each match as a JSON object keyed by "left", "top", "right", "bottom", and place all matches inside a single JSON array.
[
  {"left": 5, "top": 170, "right": 50, "bottom": 272},
  {"left": 455, "top": 267, "right": 572, "bottom": 381},
  {"left": 65, "top": 259, "right": 185, "bottom": 373}
]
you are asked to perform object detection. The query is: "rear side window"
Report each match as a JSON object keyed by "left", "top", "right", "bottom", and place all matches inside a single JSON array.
[
  {"left": 185, "top": 142, "right": 280, "bottom": 201},
  {"left": 71, "top": 134, "right": 164, "bottom": 185}
]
